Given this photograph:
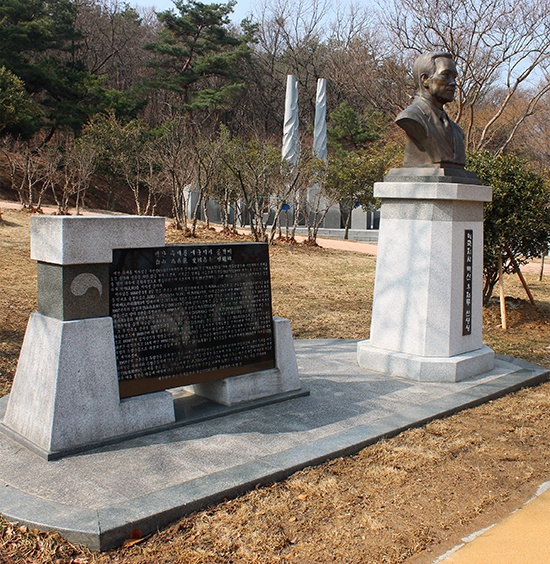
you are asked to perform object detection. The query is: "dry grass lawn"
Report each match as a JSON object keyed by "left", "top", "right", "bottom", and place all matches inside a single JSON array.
[{"left": 1, "top": 208, "right": 550, "bottom": 563}]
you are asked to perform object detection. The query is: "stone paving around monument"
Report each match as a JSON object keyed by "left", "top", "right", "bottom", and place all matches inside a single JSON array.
[
  {"left": 0, "top": 339, "right": 546, "bottom": 550},
  {"left": 2, "top": 200, "right": 549, "bottom": 559}
]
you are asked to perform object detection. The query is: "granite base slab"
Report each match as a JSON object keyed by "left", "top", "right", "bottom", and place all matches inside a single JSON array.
[
  {"left": 357, "top": 340, "right": 495, "bottom": 382},
  {"left": 0, "top": 340, "right": 547, "bottom": 551}
]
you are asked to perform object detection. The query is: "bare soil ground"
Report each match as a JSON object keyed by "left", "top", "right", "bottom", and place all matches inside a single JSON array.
[{"left": 1, "top": 207, "right": 550, "bottom": 564}]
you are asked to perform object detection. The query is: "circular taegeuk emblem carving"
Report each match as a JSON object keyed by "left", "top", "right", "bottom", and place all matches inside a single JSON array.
[{"left": 70, "top": 273, "right": 103, "bottom": 297}]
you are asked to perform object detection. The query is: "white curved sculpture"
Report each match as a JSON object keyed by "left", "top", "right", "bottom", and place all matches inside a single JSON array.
[
  {"left": 282, "top": 75, "right": 299, "bottom": 166},
  {"left": 313, "top": 78, "right": 327, "bottom": 161}
]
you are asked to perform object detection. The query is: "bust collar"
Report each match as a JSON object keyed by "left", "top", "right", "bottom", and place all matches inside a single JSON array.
[{"left": 414, "top": 95, "right": 451, "bottom": 123}]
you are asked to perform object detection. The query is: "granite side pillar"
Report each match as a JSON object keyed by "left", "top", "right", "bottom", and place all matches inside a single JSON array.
[
  {"left": 351, "top": 206, "right": 368, "bottom": 230},
  {"left": 2, "top": 216, "right": 175, "bottom": 458},
  {"left": 192, "top": 317, "right": 301, "bottom": 406},
  {"left": 357, "top": 179, "right": 495, "bottom": 382}
]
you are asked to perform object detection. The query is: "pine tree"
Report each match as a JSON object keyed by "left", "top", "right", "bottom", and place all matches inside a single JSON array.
[
  {"left": 0, "top": 0, "right": 137, "bottom": 137},
  {"left": 146, "top": 0, "right": 250, "bottom": 113}
]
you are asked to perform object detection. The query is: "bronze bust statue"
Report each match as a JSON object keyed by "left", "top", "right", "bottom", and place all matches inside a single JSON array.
[{"left": 396, "top": 51, "right": 466, "bottom": 168}]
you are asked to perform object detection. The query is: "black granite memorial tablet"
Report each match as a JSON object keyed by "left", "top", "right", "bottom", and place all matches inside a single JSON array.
[
  {"left": 463, "top": 230, "right": 473, "bottom": 336},
  {"left": 109, "top": 243, "right": 275, "bottom": 398}
]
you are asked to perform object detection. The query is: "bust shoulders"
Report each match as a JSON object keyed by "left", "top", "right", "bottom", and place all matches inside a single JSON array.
[{"left": 396, "top": 96, "right": 465, "bottom": 167}]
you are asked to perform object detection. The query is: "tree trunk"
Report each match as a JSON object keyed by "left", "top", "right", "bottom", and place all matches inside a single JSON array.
[
  {"left": 498, "top": 254, "right": 507, "bottom": 331},
  {"left": 191, "top": 191, "right": 203, "bottom": 236},
  {"left": 344, "top": 207, "right": 353, "bottom": 240}
]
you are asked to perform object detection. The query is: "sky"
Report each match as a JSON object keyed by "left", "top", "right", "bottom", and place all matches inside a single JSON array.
[{"left": 130, "top": 0, "right": 255, "bottom": 24}]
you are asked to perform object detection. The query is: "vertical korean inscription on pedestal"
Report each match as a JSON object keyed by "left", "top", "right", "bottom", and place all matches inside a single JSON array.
[
  {"left": 463, "top": 230, "right": 473, "bottom": 335},
  {"left": 109, "top": 243, "right": 275, "bottom": 398}
]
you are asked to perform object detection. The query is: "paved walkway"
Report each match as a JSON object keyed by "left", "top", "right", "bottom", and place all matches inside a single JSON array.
[
  {"left": 12, "top": 200, "right": 541, "bottom": 314},
  {"left": 2, "top": 200, "right": 547, "bottom": 275},
  {"left": 436, "top": 482, "right": 550, "bottom": 563},
  {"left": 300, "top": 234, "right": 379, "bottom": 256},
  {"left": 311, "top": 234, "right": 550, "bottom": 280}
]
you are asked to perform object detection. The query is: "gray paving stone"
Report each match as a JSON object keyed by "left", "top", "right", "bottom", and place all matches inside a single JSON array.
[{"left": 0, "top": 339, "right": 547, "bottom": 550}]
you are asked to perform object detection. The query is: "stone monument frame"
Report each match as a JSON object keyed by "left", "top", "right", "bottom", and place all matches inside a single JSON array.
[{"left": 1, "top": 216, "right": 302, "bottom": 459}]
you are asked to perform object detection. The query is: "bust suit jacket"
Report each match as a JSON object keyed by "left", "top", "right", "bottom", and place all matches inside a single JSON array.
[{"left": 395, "top": 96, "right": 466, "bottom": 167}]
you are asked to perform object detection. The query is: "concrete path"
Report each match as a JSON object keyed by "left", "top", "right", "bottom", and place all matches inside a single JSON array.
[
  {"left": 0, "top": 341, "right": 547, "bottom": 551},
  {"left": 3, "top": 200, "right": 546, "bottom": 273},
  {"left": 300, "top": 234, "right": 379, "bottom": 256},
  {"left": 436, "top": 482, "right": 550, "bottom": 563}
]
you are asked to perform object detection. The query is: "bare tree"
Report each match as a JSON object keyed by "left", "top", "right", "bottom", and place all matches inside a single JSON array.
[
  {"left": 111, "top": 120, "right": 159, "bottom": 215},
  {"left": 57, "top": 148, "right": 80, "bottom": 215},
  {"left": 268, "top": 158, "right": 305, "bottom": 243},
  {"left": 74, "top": 0, "right": 157, "bottom": 92},
  {"left": 508, "top": 90, "right": 550, "bottom": 171},
  {"left": 69, "top": 136, "right": 99, "bottom": 214},
  {"left": 159, "top": 119, "right": 199, "bottom": 231},
  {"left": 10, "top": 142, "right": 49, "bottom": 211},
  {"left": 39, "top": 133, "right": 97, "bottom": 215},
  {"left": 83, "top": 110, "right": 161, "bottom": 215},
  {"left": 219, "top": 130, "right": 284, "bottom": 242},
  {"left": 0, "top": 137, "right": 46, "bottom": 211},
  {"left": 242, "top": 0, "right": 331, "bottom": 134},
  {"left": 324, "top": 4, "right": 409, "bottom": 115},
  {"left": 0, "top": 136, "right": 24, "bottom": 202},
  {"left": 380, "top": 0, "right": 550, "bottom": 153},
  {"left": 40, "top": 142, "right": 64, "bottom": 213},
  {"left": 190, "top": 131, "right": 228, "bottom": 235}
]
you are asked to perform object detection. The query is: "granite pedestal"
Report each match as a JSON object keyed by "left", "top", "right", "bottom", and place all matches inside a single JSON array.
[
  {"left": 0, "top": 340, "right": 547, "bottom": 550},
  {"left": 358, "top": 173, "right": 494, "bottom": 381},
  {"left": 193, "top": 317, "right": 301, "bottom": 406},
  {"left": 2, "top": 216, "right": 176, "bottom": 458}
]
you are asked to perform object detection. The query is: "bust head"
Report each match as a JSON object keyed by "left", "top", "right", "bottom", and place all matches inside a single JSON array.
[
  {"left": 412, "top": 51, "right": 457, "bottom": 109},
  {"left": 394, "top": 51, "right": 466, "bottom": 168}
]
